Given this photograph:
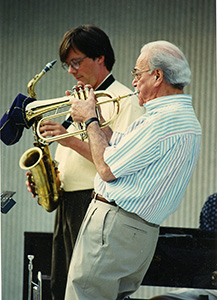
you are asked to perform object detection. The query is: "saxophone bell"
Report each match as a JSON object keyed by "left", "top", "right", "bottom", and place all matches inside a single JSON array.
[{"left": 19, "top": 146, "right": 60, "bottom": 212}]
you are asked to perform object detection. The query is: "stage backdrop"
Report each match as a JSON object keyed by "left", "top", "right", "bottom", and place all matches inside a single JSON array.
[{"left": 1, "top": 0, "right": 216, "bottom": 299}]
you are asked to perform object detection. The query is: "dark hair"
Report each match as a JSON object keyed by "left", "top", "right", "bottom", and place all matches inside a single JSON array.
[{"left": 59, "top": 25, "right": 115, "bottom": 71}]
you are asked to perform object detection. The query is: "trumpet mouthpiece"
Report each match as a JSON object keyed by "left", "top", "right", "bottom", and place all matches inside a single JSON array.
[{"left": 43, "top": 59, "right": 57, "bottom": 73}]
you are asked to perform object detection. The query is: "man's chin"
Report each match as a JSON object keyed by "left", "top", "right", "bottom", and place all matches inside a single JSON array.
[{"left": 138, "top": 95, "right": 144, "bottom": 106}]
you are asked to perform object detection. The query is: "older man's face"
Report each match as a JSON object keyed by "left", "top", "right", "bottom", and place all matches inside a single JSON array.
[{"left": 132, "top": 51, "right": 158, "bottom": 105}]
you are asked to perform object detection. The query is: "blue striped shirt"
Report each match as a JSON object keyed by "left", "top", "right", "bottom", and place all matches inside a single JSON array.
[{"left": 94, "top": 94, "right": 201, "bottom": 224}]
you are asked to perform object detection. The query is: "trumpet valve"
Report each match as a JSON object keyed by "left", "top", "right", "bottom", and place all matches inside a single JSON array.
[
  {"left": 71, "top": 85, "right": 90, "bottom": 100},
  {"left": 77, "top": 85, "right": 89, "bottom": 100},
  {"left": 84, "top": 86, "right": 90, "bottom": 99}
]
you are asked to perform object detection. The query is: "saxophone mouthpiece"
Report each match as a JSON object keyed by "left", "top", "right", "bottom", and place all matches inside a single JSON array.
[{"left": 43, "top": 59, "right": 57, "bottom": 73}]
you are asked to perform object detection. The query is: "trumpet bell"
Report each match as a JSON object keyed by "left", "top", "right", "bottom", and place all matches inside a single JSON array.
[{"left": 25, "top": 96, "right": 71, "bottom": 121}]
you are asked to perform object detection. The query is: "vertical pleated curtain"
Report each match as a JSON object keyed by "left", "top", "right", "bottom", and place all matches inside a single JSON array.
[{"left": 1, "top": 0, "right": 216, "bottom": 299}]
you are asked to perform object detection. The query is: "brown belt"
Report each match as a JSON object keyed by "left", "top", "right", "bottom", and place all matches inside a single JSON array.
[
  {"left": 92, "top": 191, "right": 117, "bottom": 206},
  {"left": 92, "top": 192, "right": 159, "bottom": 228}
]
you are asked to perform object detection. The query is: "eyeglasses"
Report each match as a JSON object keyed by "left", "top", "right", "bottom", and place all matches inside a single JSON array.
[
  {"left": 131, "top": 69, "right": 150, "bottom": 80},
  {"left": 62, "top": 56, "right": 88, "bottom": 71}
]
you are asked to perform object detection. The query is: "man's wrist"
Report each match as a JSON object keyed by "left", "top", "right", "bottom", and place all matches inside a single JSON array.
[{"left": 85, "top": 117, "right": 99, "bottom": 129}]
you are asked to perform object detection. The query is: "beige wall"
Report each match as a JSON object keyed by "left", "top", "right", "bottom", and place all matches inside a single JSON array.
[{"left": 1, "top": 0, "right": 216, "bottom": 299}]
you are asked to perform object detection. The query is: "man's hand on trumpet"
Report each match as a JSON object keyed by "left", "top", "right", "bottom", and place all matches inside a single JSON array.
[
  {"left": 69, "top": 83, "right": 109, "bottom": 134},
  {"left": 70, "top": 85, "right": 98, "bottom": 124},
  {"left": 70, "top": 84, "right": 116, "bottom": 182},
  {"left": 39, "top": 120, "right": 70, "bottom": 147}
]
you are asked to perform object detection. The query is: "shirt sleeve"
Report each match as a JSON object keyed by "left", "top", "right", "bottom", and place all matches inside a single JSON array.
[{"left": 104, "top": 119, "right": 161, "bottom": 178}]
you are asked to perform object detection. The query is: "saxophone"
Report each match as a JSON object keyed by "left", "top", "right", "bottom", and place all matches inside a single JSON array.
[{"left": 19, "top": 60, "right": 62, "bottom": 212}]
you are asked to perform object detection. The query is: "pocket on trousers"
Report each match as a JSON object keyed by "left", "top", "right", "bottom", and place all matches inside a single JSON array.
[
  {"left": 86, "top": 205, "right": 111, "bottom": 246},
  {"left": 80, "top": 206, "right": 98, "bottom": 238},
  {"left": 121, "top": 223, "right": 148, "bottom": 244}
]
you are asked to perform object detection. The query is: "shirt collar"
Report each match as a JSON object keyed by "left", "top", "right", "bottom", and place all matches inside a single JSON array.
[
  {"left": 143, "top": 94, "right": 192, "bottom": 112},
  {"left": 95, "top": 73, "right": 115, "bottom": 91}
]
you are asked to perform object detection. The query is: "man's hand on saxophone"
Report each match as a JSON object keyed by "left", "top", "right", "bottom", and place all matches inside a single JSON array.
[
  {"left": 25, "top": 169, "right": 61, "bottom": 199},
  {"left": 25, "top": 171, "right": 37, "bottom": 198}
]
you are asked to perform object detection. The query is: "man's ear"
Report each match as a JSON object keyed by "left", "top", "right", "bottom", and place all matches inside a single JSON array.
[
  {"left": 97, "top": 55, "right": 105, "bottom": 64},
  {"left": 154, "top": 69, "right": 163, "bottom": 80},
  {"left": 154, "top": 69, "right": 163, "bottom": 85}
]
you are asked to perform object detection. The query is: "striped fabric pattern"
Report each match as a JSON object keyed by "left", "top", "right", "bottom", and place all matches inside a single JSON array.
[{"left": 94, "top": 94, "right": 201, "bottom": 224}]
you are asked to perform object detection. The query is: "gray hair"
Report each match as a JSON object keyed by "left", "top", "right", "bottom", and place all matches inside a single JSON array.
[{"left": 141, "top": 41, "right": 191, "bottom": 89}]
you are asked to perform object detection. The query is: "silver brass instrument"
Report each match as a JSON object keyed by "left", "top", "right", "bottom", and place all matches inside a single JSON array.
[
  {"left": 28, "top": 255, "right": 34, "bottom": 300},
  {"left": 19, "top": 60, "right": 138, "bottom": 212},
  {"left": 27, "top": 255, "right": 42, "bottom": 300}
]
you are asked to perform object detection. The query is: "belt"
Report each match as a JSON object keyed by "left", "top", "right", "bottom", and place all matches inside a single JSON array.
[
  {"left": 92, "top": 191, "right": 117, "bottom": 206},
  {"left": 91, "top": 192, "right": 158, "bottom": 228}
]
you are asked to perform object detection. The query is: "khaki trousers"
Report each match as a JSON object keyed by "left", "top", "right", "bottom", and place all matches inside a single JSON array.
[{"left": 64, "top": 199, "right": 159, "bottom": 300}]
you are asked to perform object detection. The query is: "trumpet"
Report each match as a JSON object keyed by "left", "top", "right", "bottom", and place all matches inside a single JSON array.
[{"left": 25, "top": 88, "right": 138, "bottom": 144}]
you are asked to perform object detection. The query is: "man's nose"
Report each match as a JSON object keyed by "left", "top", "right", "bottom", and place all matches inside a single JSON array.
[
  {"left": 68, "top": 65, "right": 77, "bottom": 74},
  {"left": 132, "top": 78, "right": 137, "bottom": 87}
]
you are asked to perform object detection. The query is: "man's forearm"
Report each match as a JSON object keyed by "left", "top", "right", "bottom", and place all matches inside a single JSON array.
[
  {"left": 62, "top": 136, "right": 93, "bottom": 162},
  {"left": 101, "top": 125, "right": 113, "bottom": 143},
  {"left": 86, "top": 121, "right": 116, "bottom": 182},
  {"left": 60, "top": 123, "right": 113, "bottom": 163}
]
